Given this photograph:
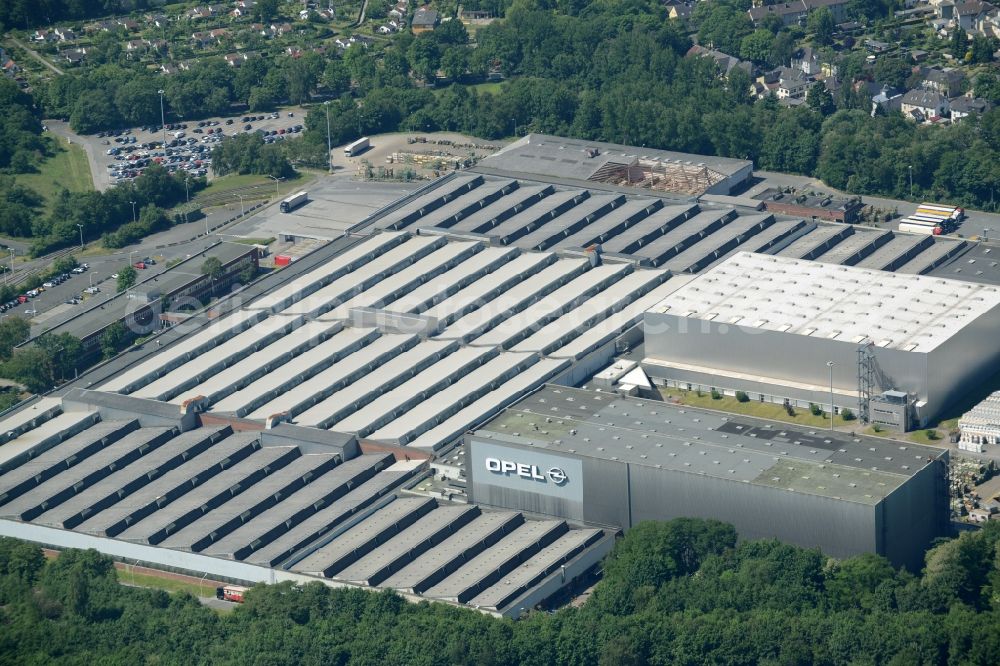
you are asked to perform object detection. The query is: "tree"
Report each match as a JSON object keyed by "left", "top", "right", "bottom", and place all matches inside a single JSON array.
[
  {"left": 0, "top": 348, "right": 52, "bottom": 393},
  {"left": 873, "top": 57, "right": 911, "bottom": 89},
  {"left": 807, "top": 82, "right": 836, "bottom": 116},
  {"left": 740, "top": 29, "right": 774, "bottom": 66},
  {"left": 99, "top": 321, "right": 127, "bottom": 360},
  {"left": 116, "top": 266, "right": 136, "bottom": 293},
  {"left": 952, "top": 27, "right": 968, "bottom": 58},
  {"left": 34, "top": 333, "right": 82, "bottom": 381},
  {"left": 201, "top": 256, "right": 224, "bottom": 296},
  {"left": 253, "top": 0, "right": 280, "bottom": 22},
  {"left": 808, "top": 7, "right": 835, "bottom": 46},
  {"left": 0, "top": 317, "right": 30, "bottom": 361}
]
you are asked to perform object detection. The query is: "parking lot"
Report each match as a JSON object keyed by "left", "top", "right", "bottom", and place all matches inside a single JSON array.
[
  {"left": 47, "top": 106, "right": 308, "bottom": 191},
  {"left": 99, "top": 111, "right": 304, "bottom": 186}
]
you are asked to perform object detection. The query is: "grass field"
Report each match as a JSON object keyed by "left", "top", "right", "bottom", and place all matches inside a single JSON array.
[
  {"left": 465, "top": 81, "right": 504, "bottom": 94},
  {"left": 666, "top": 389, "right": 858, "bottom": 430},
  {"left": 195, "top": 172, "right": 309, "bottom": 205},
  {"left": 116, "top": 568, "right": 218, "bottom": 598},
  {"left": 17, "top": 136, "right": 93, "bottom": 213}
]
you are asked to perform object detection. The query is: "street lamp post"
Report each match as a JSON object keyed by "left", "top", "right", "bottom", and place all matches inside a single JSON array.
[
  {"left": 324, "top": 101, "right": 332, "bottom": 173},
  {"left": 129, "top": 200, "right": 137, "bottom": 223},
  {"left": 235, "top": 194, "right": 245, "bottom": 216},
  {"left": 984, "top": 227, "right": 991, "bottom": 243},
  {"left": 908, "top": 165, "right": 913, "bottom": 198},
  {"left": 826, "top": 361, "right": 835, "bottom": 430},
  {"left": 268, "top": 175, "right": 280, "bottom": 196},
  {"left": 6, "top": 249, "right": 13, "bottom": 285},
  {"left": 157, "top": 89, "right": 167, "bottom": 152},
  {"left": 89, "top": 272, "right": 97, "bottom": 289},
  {"left": 76, "top": 223, "right": 84, "bottom": 248}
]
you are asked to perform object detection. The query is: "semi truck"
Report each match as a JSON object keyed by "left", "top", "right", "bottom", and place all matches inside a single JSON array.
[
  {"left": 916, "top": 203, "right": 964, "bottom": 223},
  {"left": 279, "top": 190, "right": 308, "bottom": 213},
  {"left": 345, "top": 137, "right": 369, "bottom": 157},
  {"left": 898, "top": 218, "right": 943, "bottom": 235}
]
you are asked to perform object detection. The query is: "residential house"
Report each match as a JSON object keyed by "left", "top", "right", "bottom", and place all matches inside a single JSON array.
[
  {"left": 935, "top": 0, "right": 956, "bottom": 20},
  {"left": 265, "top": 23, "right": 294, "bottom": 37},
  {"left": 776, "top": 68, "right": 810, "bottom": 99},
  {"left": 686, "top": 45, "right": 752, "bottom": 76},
  {"left": 950, "top": 95, "right": 992, "bottom": 120},
  {"left": 954, "top": 1, "right": 996, "bottom": 32},
  {"left": 871, "top": 85, "right": 904, "bottom": 116},
  {"left": 665, "top": 1, "right": 694, "bottom": 20},
  {"left": 921, "top": 67, "right": 965, "bottom": 97},
  {"left": 412, "top": 6, "right": 440, "bottom": 33},
  {"left": 150, "top": 14, "right": 169, "bottom": 28},
  {"left": 0, "top": 49, "right": 19, "bottom": 78},
  {"left": 747, "top": 0, "right": 849, "bottom": 27},
  {"left": 189, "top": 7, "right": 212, "bottom": 20},
  {"left": 865, "top": 39, "right": 893, "bottom": 53},
  {"left": 53, "top": 27, "right": 77, "bottom": 41},
  {"left": 85, "top": 20, "right": 115, "bottom": 33},
  {"left": 31, "top": 30, "right": 55, "bottom": 43},
  {"left": 389, "top": 4, "right": 407, "bottom": 20},
  {"left": 791, "top": 46, "right": 822, "bottom": 76},
  {"left": 901, "top": 89, "right": 950, "bottom": 121},
  {"left": 224, "top": 53, "right": 248, "bottom": 67},
  {"left": 126, "top": 39, "right": 146, "bottom": 52},
  {"left": 117, "top": 18, "right": 139, "bottom": 31},
  {"left": 161, "top": 63, "right": 179, "bottom": 75},
  {"left": 191, "top": 32, "right": 212, "bottom": 47},
  {"left": 210, "top": 28, "right": 229, "bottom": 41},
  {"left": 63, "top": 49, "right": 86, "bottom": 64}
]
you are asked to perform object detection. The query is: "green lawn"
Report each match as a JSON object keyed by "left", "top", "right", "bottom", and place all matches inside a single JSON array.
[
  {"left": 16, "top": 136, "right": 93, "bottom": 214},
  {"left": 463, "top": 81, "right": 504, "bottom": 95},
  {"left": 665, "top": 389, "right": 858, "bottom": 430},
  {"left": 193, "top": 172, "right": 311, "bottom": 207},
  {"left": 117, "top": 568, "right": 219, "bottom": 598}
]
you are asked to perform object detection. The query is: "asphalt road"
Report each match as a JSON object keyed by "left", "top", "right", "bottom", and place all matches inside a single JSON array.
[{"left": 22, "top": 239, "right": 221, "bottom": 336}]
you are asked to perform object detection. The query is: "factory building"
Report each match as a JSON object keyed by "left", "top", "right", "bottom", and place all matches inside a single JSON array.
[
  {"left": 466, "top": 386, "right": 950, "bottom": 570},
  {"left": 0, "top": 391, "right": 615, "bottom": 618},
  {"left": 641, "top": 252, "right": 1000, "bottom": 428},
  {"left": 365, "top": 156, "right": 968, "bottom": 278}
]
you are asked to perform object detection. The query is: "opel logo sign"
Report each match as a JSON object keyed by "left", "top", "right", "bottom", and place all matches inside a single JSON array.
[{"left": 485, "top": 458, "right": 569, "bottom": 485}]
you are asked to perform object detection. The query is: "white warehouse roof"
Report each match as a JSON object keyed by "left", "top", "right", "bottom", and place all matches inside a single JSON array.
[{"left": 650, "top": 252, "right": 1000, "bottom": 353}]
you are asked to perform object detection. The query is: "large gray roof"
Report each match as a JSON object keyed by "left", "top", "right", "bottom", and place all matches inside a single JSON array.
[
  {"left": 478, "top": 134, "right": 752, "bottom": 182},
  {"left": 473, "top": 385, "right": 947, "bottom": 505}
]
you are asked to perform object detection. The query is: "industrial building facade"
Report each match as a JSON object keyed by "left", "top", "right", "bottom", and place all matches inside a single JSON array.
[
  {"left": 467, "top": 386, "right": 950, "bottom": 570},
  {"left": 641, "top": 252, "right": 1000, "bottom": 427}
]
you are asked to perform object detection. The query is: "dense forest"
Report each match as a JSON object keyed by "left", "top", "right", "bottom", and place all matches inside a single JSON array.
[
  {"left": 2, "top": 519, "right": 1000, "bottom": 664},
  {"left": 4, "top": 1, "right": 998, "bottom": 215}
]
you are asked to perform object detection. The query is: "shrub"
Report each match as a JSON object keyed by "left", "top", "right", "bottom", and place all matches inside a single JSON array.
[
  {"left": 809, "top": 403, "right": 823, "bottom": 416},
  {"left": 873, "top": 423, "right": 882, "bottom": 433},
  {"left": 735, "top": 391, "right": 750, "bottom": 403},
  {"left": 785, "top": 403, "right": 796, "bottom": 416},
  {"left": 925, "top": 429, "right": 940, "bottom": 441},
  {"left": 695, "top": 388, "right": 703, "bottom": 397},
  {"left": 710, "top": 389, "right": 722, "bottom": 400},
  {"left": 840, "top": 408, "right": 855, "bottom": 421}
]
